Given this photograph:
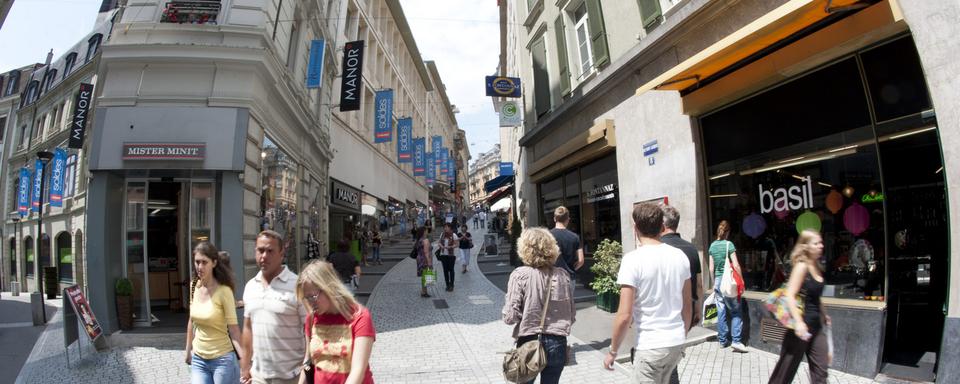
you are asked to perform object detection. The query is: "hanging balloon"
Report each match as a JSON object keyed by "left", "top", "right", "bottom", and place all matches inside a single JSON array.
[
  {"left": 844, "top": 203, "right": 870, "bottom": 236},
  {"left": 796, "top": 210, "right": 822, "bottom": 234},
  {"left": 774, "top": 206, "right": 790, "bottom": 220},
  {"left": 742, "top": 213, "right": 766, "bottom": 239},
  {"left": 825, "top": 189, "right": 843, "bottom": 214}
]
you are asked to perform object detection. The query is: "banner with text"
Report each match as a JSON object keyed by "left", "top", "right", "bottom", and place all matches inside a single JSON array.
[
  {"left": 373, "top": 89, "right": 393, "bottom": 143},
  {"left": 439, "top": 148, "right": 448, "bottom": 177},
  {"left": 49, "top": 148, "right": 67, "bottom": 207},
  {"left": 31, "top": 159, "right": 43, "bottom": 212},
  {"left": 306, "top": 39, "right": 325, "bottom": 89},
  {"left": 398, "top": 117, "right": 413, "bottom": 163},
  {"left": 413, "top": 137, "right": 426, "bottom": 176},
  {"left": 69, "top": 83, "right": 94, "bottom": 149},
  {"left": 432, "top": 136, "right": 442, "bottom": 165},
  {"left": 18, "top": 167, "right": 30, "bottom": 217},
  {"left": 448, "top": 156, "right": 455, "bottom": 180},
  {"left": 339, "top": 40, "right": 365, "bottom": 111},
  {"left": 426, "top": 152, "right": 435, "bottom": 186}
]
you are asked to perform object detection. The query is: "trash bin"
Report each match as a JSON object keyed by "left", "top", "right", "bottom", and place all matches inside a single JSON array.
[
  {"left": 10, "top": 281, "right": 19, "bottom": 296},
  {"left": 43, "top": 267, "right": 58, "bottom": 299}
]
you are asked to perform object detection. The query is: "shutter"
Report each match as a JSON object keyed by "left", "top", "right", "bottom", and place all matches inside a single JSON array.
[
  {"left": 531, "top": 38, "right": 551, "bottom": 117},
  {"left": 585, "top": 0, "right": 609, "bottom": 67},
  {"left": 638, "top": 0, "right": 662, "bottom": 29},
  {"left": 555, "top": 16, "right": 571, "bottom": 96}
]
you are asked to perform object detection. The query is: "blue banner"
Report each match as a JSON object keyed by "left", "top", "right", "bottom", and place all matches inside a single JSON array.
[
  {"left": 439, "top": 148, "right": 448, "bottom": 176},
  {"left": 432, "top": 136, "right": 442, "bottom": 165},
  {"left": 18, "top": 167, "right": 30, "bottom": 217},
  {"left": 306, "top": 39, "right": 325, "bottom": 89},
  {"left": 448, "top": 156, "right": 455, "bottom": 180},
  {"left": 31, "top": 159, "right": 43, "bottom": 212},
  {"left": 373, "top": 89, "right": 393, "bottom": 143},
  {"left": 398, "top": 118, "right": 413, "bottom": 163},
  {"left": 499, "top": 162, "right": 514, "bottom": 176},
  {"left": 49, "top": 148, "right": 67, "bottom": 207},
  {"left": 426, "top": 152, "right": 435, "bottom": 186},
  {"left": 413, "top": 137, "right": 426, "bottom": 176},
  {"left": 485, "top": 76, "right": 522, "bottom": 97}
]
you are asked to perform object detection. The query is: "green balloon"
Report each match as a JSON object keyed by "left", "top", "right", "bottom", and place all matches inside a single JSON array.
[{"left": 796, "top": 210, "right": 821, "bottom": 234}]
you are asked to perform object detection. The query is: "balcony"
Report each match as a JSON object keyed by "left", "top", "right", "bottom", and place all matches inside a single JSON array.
[{"left": 161, "top": 1, "right": 221, "bottom": 25}]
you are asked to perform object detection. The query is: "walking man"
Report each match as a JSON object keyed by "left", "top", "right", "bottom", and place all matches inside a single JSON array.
[
  {"left": 479, "top": 210, "right": 486, "bottom": 229},
  {"left": 603, "top": 203, "right": 692, "bottom": 384},
  {"left": 240, "top": 230, "right": 308, "bottom": 384},
  {"left": 659, "top": 205, "right": 701, "bottom": 384},
  {"left": 550, "top": 206, "right": 584, "bottom": 293}
]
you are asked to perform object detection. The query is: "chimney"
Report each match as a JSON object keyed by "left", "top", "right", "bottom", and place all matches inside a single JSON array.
[{"left": 45, "top": 49, "right": 53, "bottom": 66}]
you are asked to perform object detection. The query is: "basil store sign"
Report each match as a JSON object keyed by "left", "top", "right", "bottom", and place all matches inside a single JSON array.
[
  {"left": 123, "top": 143, "right": 206, "bottom": 160},
  {"left": 331, "top": 180, "right": 360, "bottom": 211}
]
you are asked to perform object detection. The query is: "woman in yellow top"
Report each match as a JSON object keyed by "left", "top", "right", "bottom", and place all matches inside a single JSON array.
[{"left": 185, "top": 242, "right": 245, "bottom": 384}]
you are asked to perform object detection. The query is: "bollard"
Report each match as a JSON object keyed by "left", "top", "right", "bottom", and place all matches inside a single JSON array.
[
  {"left": 10, "top": 281, "right": 18, "bottom": 296},
  {"left": 31, "top": 292, "right": 45, "bottom": 325}
]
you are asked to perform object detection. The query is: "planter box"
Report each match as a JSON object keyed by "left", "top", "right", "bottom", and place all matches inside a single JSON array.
[{"left": 596, "top": 291, "right": 620, "bottom": 313}]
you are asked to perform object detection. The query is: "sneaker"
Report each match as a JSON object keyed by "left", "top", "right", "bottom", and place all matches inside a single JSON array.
[
  {"left": 731, "top": 343, "right": 749, "bottom": 353},
  {"left": 719, "top": 342, "right": 731, "bottom": 349}
]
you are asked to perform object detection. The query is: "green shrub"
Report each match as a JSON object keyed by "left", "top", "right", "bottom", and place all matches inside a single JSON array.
[
  {"left": 115, "top": 278, "right": 134, "bottom": 296},
  {"left": 589, "top": 239, "right": 623, "bottom": 295}
]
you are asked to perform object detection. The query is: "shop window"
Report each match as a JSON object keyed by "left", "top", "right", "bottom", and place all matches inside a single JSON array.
[
  {"left": 539, "top": 176, "right": 563, "bottom": 228},
  {"left": 24, "top": 236, "right": 33, "bottom": 277},
  {"left": 861, "top": 36, "right": 932, "bottom": 124},
  {"left": 260, "top": 136, "right": 299, "bottom": 259},
  {"left": 563, "top": 169, "right": 581, "bottom": 233},
  {"left": 579, "top": 154, "right": 619, "bottom": 254},
  {"left": 64, "top": 154, "right": 77, "bottom": 198},
  {"left": 57, "top": 232, "right": 72, "bottom": 281},
  {"left": 190, "top": 182, "right": 214, "bottom": 250},
  {"left": 8, "top": 238, "right": 16, "bottom": 277}
]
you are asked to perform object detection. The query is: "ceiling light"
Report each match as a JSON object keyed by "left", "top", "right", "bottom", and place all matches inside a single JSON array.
[
  {"left": 739, "top": 148, "right": 856, "bottom": 176},
  {"left": 709, "top": 194, "right": 739, "bottom": 199},
  {"left": 709, "top": 172, "right": 732, "bottom": 180},
  {"left": 778, "top": 156, "right": 805, "bottom": 164},
  {"left": 935, "top": 166, "right": 943, "bottom": 174},
  {"left": 818, "top": 182, "right": 833, "bottom": 188},
  {"left": 886, "top": 126, "right": 937, "bottom": 141},
  {"left": 829, "top": 144, "right": 858, "bottom": 153}
]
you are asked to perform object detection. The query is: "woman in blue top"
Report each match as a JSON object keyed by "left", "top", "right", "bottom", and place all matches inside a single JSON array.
[{"left": 708, "top": 220, "right": 747, "bottom": 352}]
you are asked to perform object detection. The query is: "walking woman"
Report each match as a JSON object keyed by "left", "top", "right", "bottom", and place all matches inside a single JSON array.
[
  {"left": 371, "top": 229, "right": 383, "bottom": 265},
  {"left": 185, "top": 242, "right": 244, "bottom": 384},
  {"left": 414, "top": 227, "right": 434, "bottom": 298},
  {"left": 769, "top": 230, "right": 831, "bottom": 384},
  {"left": 297, "top": 261, "right": 376, "bottom": 384},
  {"left": 708, "top": 220, "right": 748, "bottom": 352},
  {"left": 502, "top": 228, "right": 576, "bottom": 384},
  {"left": 438, "top": 223, "right": 459, "bottom": 292},
  {"left": 458, "top": 224, "right": 473, "bottom": 273}
]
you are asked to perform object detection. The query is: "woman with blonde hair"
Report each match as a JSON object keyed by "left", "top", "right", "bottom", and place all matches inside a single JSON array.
[
  {"left": 769, "top": 230, "right": 831, "bottom": 384},
  {"left": 708, "top": 220, "right": 747, "bottom": 352},
  {"left": 502, "top": 227, "right": 576, "bottom": 384},
  {"left": 185, "top": 242, "right": 244, "bottom": 384},
  {"left": 297, "top": 260, "right": 376, "bottom": 384}
]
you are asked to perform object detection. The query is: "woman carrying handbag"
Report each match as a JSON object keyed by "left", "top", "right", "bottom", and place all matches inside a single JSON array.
[
  {"left": 708, "top": 220, "right": 748, "bottom": 353},
  {"left": 768, "top": 230, "right": 831, "bottom": 384},
  {"left": 502, "top": 228, "right": 576, "bottom": 384}
]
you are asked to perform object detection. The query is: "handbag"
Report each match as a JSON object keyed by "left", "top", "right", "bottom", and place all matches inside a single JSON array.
[
  {"left": 701, "top": 291, "right": 719, "bottom": 326},
  {"left": 422, "top": 268, "right": 436, "bottom": 287},
  {"left": 502, "top": 269, "right": 554, "bottom": 383},
  {"left": 764, "top": 285, "right": 805, "bottom": 329},
  {"left": 719, "top": 242, "right": 743, "bottom": 298}
]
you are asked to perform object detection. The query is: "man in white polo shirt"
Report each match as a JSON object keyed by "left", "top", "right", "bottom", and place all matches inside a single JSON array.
[
  {"left": 240, "top": 230, "right": 307, "bottom": 384},
  {"left": 602, "top": 203, "right": 692, "bottom": 383}
]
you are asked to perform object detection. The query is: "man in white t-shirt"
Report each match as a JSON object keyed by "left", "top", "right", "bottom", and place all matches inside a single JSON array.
[{"left": 602, "top": 203, "right": 692, "bottom": 383}]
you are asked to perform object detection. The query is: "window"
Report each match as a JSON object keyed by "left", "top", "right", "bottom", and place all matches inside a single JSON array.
[
  {"left": 57, "top": 232, "right": 72, "bottom": 281},
  {"left": 531, "top": 36, "right": 550, "bottom": 118},
  {"left": 44, "top": 69, "right": 58, "bottom": 92},
  {"left": 34, "top": 115, "right": 46, "bottom": 141},
  {"left": 25, "top": 80, "right": 39, "bottom": 104},
  {"left": 63, "top": 53, "right": 77, "bottom": 79},
  {"left": 85, "top": 34, "right": 102, "bottom": 63},
  {"left": 574, "top": 3, "right": 592, "bottom": 76},
  {"left": 18, "top": 125, "right": 28, "bottom": 149},
  {"left": 260, "top": 136, "right": 299, "bottom": 260},
  {"left": 8, "top": 238, "right": 16, "bottom": 277},
  {"left": 24, "top": 236, "right": 33, "bottom": 277},
  {"left": 53, "top": 107, "right": 62, "bottom": 131},
  {"left": 64, "top": 154, "right": 77, "bottom": 198},
  {"left": 0, "top": 116, "right": 6, "bottom": 144},
  {"left": 0, "top": 76, "right": 4, "bottom": 96},
  {"left": 4, "top": 70, "right": 20, "bottom": 97},
  {"left": 39, "top": 234, "right": 51, "bottom": 278},
  {"left": 286, "top": 19, "right": 301, "bottom": 72}
]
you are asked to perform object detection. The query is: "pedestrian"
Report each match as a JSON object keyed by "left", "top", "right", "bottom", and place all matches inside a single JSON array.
[
  {"left": 458, "top": 224, "right": 474, "bottom": 273},
  {"left": 358, "top": 225, "right": 369, "bottom": 267},
  {"left": 708, "top": 220, "right": 748, "bottom": 352},
  {"left": 371, "top": 229, "right": 383, "bottom": 265},
  {"left": 240, "top": 230, "right": 307, "bottom": 384},
  {"left": 768, "top": 230, "right": 831, "bottom": 384},
  {"left": 297, "top": 261, "right": 376, "bottom": 384},
  {"left": 473, "top": 214, "right": 480, "bottom": 229},
  {"left": 479, "top": 211, "right": 486, "bottom": 229},
  {"left": 658, "top": 205, "right": 701, "bottom": 384},
  {"left": 185, "top": 242, "right": 244, "bottom": 384},
  {"left": 414, "top": 227, "right": 434, "bottom": 298},
  {"left": 438, "top": 223, "right": 459, "bottom": 292},
  {"left": 327, "top": 239, "right": 361, "bottom": 294},
  {"left": 502, "top": 227, "right": 576, "bottom": 384},
  {"left": 603, "top": 202, "right": 692, "bottom": 384},
  {"left": 550, "top": 206, "right": 584, "bottom": 297}
]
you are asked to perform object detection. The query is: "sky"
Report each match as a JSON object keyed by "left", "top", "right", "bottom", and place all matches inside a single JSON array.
[{"left": 0, "top": 0, "right": 501, "bottom": 164}]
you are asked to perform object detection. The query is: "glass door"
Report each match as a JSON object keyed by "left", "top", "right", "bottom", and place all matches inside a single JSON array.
[
  {"left": 187, "top": 181, "right": 215, "bottom": 289},
  {"left": 124, "top": 182, "right": 149, "bottom": 325}
]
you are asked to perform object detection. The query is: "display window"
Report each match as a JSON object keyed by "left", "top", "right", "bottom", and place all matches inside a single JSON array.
[
  {"left": 537, "top": 153, "right": 620, "bottom": 254},
  {"left": 260, "top": 136, "right": 299, "bottom": 260}
]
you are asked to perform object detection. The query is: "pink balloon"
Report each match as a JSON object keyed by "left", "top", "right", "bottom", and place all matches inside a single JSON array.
[
  {"left": 844, "top": 203, "right": 870, "bottom": 236},
  {"left": 774, "top": 207, "right": 789, "bottom": 220}
]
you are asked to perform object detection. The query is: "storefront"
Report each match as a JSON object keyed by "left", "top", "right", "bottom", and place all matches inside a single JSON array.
[
  {"left": 329, "top": 178, "right": 362, "bottom": 246},
  {"left": 700, "top": 34, "right": 947, "bottom": 379}
]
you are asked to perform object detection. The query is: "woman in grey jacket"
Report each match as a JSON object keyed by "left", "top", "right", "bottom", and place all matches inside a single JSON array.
[{"left": 502, "top": 227, "right": 576, "bottom": 384}]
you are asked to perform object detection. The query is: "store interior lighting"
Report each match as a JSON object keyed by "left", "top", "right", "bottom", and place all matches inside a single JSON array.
[{"left": 739, "top": 148, "right": 857, "bottom": 176}]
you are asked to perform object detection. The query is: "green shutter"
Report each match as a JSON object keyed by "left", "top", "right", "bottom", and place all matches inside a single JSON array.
[
  {"left": 555, "top": 16, "right": 571, "bottom": 95},
  {"left": 585, "top": 0, "right": 609, "bottom": 67},
  {"left": 531, "top": 37, "right": 551, "bottom": 117},
  {"left": 638, "top": 0, "right": 662, "bottom": 29}
]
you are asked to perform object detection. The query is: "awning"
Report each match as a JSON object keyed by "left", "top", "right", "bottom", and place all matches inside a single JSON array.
[
  {"left": 490, "top": 198, "right": 512, "bottom": 212},
  {"left": 485, "top": 186, "right": 512, "bottom": 204},
  {"left": 636, "top": 0, "right": 873, "bottom": 95},
  {"left": 484, "top": 175, "right": 515, "bottom": 193}
]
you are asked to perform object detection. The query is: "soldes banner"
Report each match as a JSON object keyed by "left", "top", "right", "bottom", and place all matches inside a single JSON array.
[
  {"left": 398, "top": 118, "right": 413, "bottom": 163},
  {"left": 49, "top": 148, "right": 67, "bottom": 207},
  {"left": 413, "top": 138, "right": 426, "bottom": 176},
  {"left": 374, "top": 89, "right": 393, "bottom": 143}
]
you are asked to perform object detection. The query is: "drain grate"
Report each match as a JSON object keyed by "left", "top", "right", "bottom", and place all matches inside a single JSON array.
[{"left": 432, "top": 299, "right": 449, "bottom": 309}]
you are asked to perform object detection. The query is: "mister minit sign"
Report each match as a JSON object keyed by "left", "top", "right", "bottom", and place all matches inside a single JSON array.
[{"left": 122, "top": 143, "right": 206, "bottom": 160}]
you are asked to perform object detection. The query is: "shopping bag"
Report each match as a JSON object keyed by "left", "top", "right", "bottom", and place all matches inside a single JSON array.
[
  {"left": 719, "top": 242, "right": 742, "bottom": 298},
  {"left": 422, "top": 268, "right": 436, "bottom": 287},
  {"left": 763, "top": 286, "right": 805, "bottom": 329},
  {"left": 826, "top": 324, "right": 834, "bottom": 365},
  {"left": 702, "top": 292, "right": 719, "bottom": 326}
]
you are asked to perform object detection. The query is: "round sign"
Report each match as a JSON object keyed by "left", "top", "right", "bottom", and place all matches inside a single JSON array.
[
  {"left": 492, "top": 77, "right": 517, "bottom": 96},
  {"left": 501, "top": 102, "right": 518, "bottom": 117}
]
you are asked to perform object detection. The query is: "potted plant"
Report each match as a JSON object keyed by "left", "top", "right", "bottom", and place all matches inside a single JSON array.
[
  {"left": 115, "top": 278, "right": 134, "bottom": 330},
  {"left": 590, "top": 239, "right": 623, "bottom": 313}
]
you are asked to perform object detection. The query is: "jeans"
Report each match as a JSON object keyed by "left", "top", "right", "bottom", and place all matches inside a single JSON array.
[
  {"left": 517, "top": 334, "right": 567, "bottom": 384},
  {"left": 715, "top": 285, "right": 743, "bottom": 345},
  {"left": 372, "top": 245, "right": 381, "bottom": 262},
  {"left": 438, "top": 255, "right": 456, "bottom": 287},
  {"left": 459, "top": 248, "right": 471, "bottom": 267},
  {"left": 191, "top": 352, "right": 239, "bottom": 384}
]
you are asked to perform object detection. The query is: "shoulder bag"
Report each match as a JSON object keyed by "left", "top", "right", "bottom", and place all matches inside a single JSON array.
[
  {"left": 764, "top": 285, "right": 806, "bottom": 329},
  {"left": 719, "top": 241, "right": 743, "bottom": 298},
  {"left": 502, "top": 268, "right": 554, "bottom": 383}
]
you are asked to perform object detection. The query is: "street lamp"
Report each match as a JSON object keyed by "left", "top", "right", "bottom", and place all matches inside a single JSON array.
[{"left": 36, "top": 150, "right": 53, "bottom": 324}]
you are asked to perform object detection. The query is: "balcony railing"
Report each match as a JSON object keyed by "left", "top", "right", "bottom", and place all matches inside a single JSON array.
[{"left": 161, "top": 0, "right": 221, "bottom": 25}]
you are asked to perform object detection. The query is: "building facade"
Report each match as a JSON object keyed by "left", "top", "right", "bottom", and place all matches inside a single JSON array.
[
  {"left": 507, "top": 0, "right": 960, "bottom": 381},
  {"left": 468, "top": 144, "right": 501, "bottom": 206}
]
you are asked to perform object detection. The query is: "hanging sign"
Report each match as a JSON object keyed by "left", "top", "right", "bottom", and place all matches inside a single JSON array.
[
  {"left": 339, "top": 40, "right": 365, "bottom": 112},
  {"left": 485, "top": 76, "right": 521, "bottom": 97},
  {"left": 49, "top": 148, "right": 67, "bottom": 207},
  {"left": 18, "top": 167, "right": 31, "bottom": 217},
  {"left": 439, "top": 148, "right": 449, "bottom": 176},
  {"left": 432, "top": 136, "right": 443, "bottom": 165},
  {"left": 450, "top": 168, "right": 457, "bottom": 193},
  {"left": 499, "top": 162, "right": 514, "bottom": 176},
  {"left": 64, "top": 285, "right": 103, "bottom": 341},
  {"left": 426, "top": 152, "right": 435, "bottom": 186},
  {"left": 448, "top": 157, "right": 455, "bottom": 180},
  {"left": 306, "top": 39, "right": 325, "bottom": 89},
  {"left": 68, "top": 83, "right": 94, "bottom": 149},
  {"left": 413, "top": 137, "right": 426, "bottom": 176},
  {"left": 373, "top": 89, "right": 393, "bottom": 143},
  {"left": 498, "top": 100, "right": 521, "bottom": 126},
  {"left": 31, "top": 159, "right": 43, "bottom": 212},
  {"left": 397, "top": 117, "right": 413, "bottom": 162}
]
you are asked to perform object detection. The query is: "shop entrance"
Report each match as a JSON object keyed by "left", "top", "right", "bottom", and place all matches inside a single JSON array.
[
  {"left": 879, "top": 127, "right": 947, "bottom": 382},
  {"left": 124, "top": 180, "right": 215, "bottom": 327}
]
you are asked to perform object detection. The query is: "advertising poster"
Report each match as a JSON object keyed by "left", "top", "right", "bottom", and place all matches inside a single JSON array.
[
  {"left": 397, "top": 117, "right": 413, "bottom": 162},
  {"left": 64, "top": 285, "right": 103, "bottom": 341}
]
